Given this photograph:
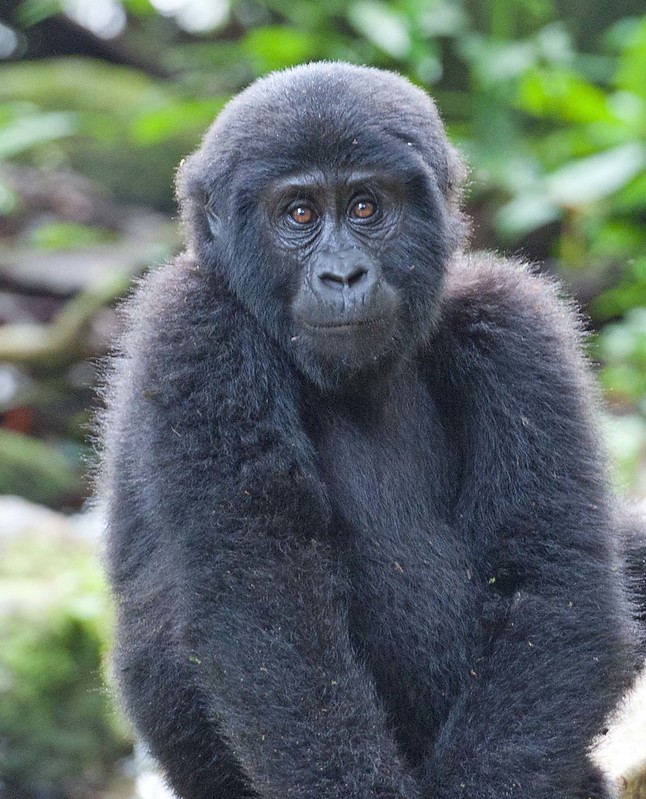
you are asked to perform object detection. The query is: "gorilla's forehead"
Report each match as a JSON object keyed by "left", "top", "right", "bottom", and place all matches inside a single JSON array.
[
  {"left": 236, "top": 138, "right": 426, "bottom": 197},
  {"left": 203, "top": 62, "right": 444, "bottom": 175}
]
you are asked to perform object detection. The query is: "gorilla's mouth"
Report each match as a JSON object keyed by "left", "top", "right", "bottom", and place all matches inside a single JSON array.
[{"left": 303, "top": 317, "right": 387, "bottom": 332}]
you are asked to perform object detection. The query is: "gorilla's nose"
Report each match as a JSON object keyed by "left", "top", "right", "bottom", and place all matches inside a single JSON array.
[{"left": 313, "top": 253, "right": 378, "bottom": 299}]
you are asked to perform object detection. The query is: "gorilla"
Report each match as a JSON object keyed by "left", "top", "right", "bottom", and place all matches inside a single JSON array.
[{"left": 101, "top": 62, "right": 641, "bottom": 799}]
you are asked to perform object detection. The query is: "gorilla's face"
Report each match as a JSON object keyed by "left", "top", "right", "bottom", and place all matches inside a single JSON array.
[
  {"left": 178, "top": 63, "right": 466, "bottom": 389},
  {"left": 262, "top": 167, "right": 404, "bottom": 371},
  {"left": 241, "top": 159, "right": 452, "bottom": 388}
]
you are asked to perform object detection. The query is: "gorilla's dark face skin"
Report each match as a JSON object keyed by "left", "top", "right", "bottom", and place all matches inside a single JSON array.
[
  {"left": 263, "top": 166, "right": 406, "bottom": 377},
  {"left": 178, "top": 63, "right": 465, "bottom": 389},
  {"left": 265, "top": 168, "right": 401, "bottom": 360}
]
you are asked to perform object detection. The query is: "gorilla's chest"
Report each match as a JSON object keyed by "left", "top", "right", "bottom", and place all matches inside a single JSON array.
[
  {"left": 317, "top": 409, "right": 471, "bottom": 645},
  {"left": 308, "top": 379, "right": 476, "bottom": 743}
]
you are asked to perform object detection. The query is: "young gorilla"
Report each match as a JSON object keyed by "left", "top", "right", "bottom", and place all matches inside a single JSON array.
[{"left": 102, "top": 63, "right": 640, "bottom": 799}]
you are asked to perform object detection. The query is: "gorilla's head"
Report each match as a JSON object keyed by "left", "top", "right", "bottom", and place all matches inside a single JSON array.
[{"left": 177, "top": 62, "right": 467, "bottom": 389}]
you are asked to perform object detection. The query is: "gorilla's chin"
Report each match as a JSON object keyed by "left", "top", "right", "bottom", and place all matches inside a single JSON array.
[
  {"left": 291, "top": 284, "right": 401, "bottom": 375},
  {"left": 292, "top": 316, "right": 400, "bottom": 385}
]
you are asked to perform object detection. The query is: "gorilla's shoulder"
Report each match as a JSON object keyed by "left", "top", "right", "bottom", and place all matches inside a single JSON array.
[
  {"left": 114, "top": 255, "right": 288, "bottom": 411},
  {"left": 117, "top": 253, "right": 261, "bottom": 379},
  {"left": 120, "top": 254, "right": 236, "bottom": 350},
  {"left": 438, "top": 252, "right": 584, "bottom": 359}
]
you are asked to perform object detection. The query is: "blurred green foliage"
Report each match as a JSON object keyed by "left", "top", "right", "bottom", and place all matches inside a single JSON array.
[
  {"left": 0, "top": 59, "right": 226, "bottom": 207},
  {"left": 0, "top": 523, "right": 130, "bottom": 796},
  {"left": 0, "top": 429, "right": 78, "bottom": 505}
]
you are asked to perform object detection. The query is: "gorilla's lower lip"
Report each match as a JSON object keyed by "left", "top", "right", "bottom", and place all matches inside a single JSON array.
[{"left": 303, "top": 317, "right": 386, "bottom": 332}]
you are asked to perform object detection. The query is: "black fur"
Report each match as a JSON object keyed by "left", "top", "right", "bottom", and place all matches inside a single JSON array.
[
  {"left": 100, "top": 63, "right": 640, "bottom": 799},
  {"left": 620, "top": 504, "right": 646, "bottom": 622}
]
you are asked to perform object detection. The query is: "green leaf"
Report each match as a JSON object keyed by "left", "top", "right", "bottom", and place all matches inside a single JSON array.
[
  {"left": 16, "top": 0, "right": 60, "bottom": 27},
  {"left": 0, "top": 111, "right": 79, "bottom": 159},
  {"left": 546, "top": 143, "right": 646, "bottom": 206},
  {"left": 495, "top": 194, "right": 559, "bottom": 238},
  {"left": 0, "top": 59, "right": 165, "bottom": 117},
  {"left": 518, "top": 68, "right": 613, "bottom": 123},
  {"left": 534, "top": 23, "right": 572, "bottom": 64},
  {"left": 591, "top": 256, "right": 646, "bottom": 319},
  {"left": 28, "top": 222, "right": 113, "bottom": 250},
  {"left": 131, "top": 98, "right": 226, "bottom": 145},
  {"left": 601, "top": 412, "right": 646, "bottom": 492},
  {"left": 416, "top": 1, "right": 467, "bottom": 37},
  {"left": 121, "top": 0, "right": 158, "bottom": 15},
  {"left": 242, "top": 26, "right": 319, "bottom": 73},
  {"left": 459, "top": 34, "right": 536, "bottom": 86},
  {"left": 0, "top": 431, "right": 77, "bottom": 506},
  {"left": 347, "top": 1, "right": 411, "bottom": 59},
  {"left": 614, "top": 16, "right": 646, "bottom": 98},
  {"left": 612, "top": 170, "right": 646, "bottom": 213},
  {"left": 0, "top": 179, "right": 18, "bottom": 214}
]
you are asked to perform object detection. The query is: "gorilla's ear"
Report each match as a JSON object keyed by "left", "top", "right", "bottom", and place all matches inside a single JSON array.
[
  {"left": 204, "top": 198, "right": 222, "bottom": 239},
  {"left": 439, "top": 141, "right": 468, "bottom": 211},
  {"left": 434, "top": 139, "right": 470, "bottom": 246},
  {"left": 411, "top": 93, "right": 469, "bottom": 244},
  {"left": 176, "top": 152, "right": 218, "bottom": 249}
]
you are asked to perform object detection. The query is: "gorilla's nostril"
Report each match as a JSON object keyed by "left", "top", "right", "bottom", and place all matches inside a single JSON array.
[
  {"left": 320, "top": 272, "right": 344, "bottom": 284},
  {"left": 347, "top": 267, "right": 368, "bottom": 287},
  {"left": 319, "top": 267, "right": 368, "bottom": 290},
  {"left": 319, "top": 271, "right": 345, "bottom": 290}
]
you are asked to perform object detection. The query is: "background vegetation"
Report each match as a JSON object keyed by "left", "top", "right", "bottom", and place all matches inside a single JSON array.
[{"left": 0, "top": 0, "right": 644, "bottom": 797}]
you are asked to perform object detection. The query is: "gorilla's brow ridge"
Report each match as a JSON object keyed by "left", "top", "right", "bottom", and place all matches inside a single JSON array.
[{"left": 264, "top": 167, "right": 410, "bottom": 202}]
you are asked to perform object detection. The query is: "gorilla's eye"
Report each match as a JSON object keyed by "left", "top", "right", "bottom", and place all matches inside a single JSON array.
[
  {"left": 349, "top": 199, "right": 377, "bottom": 221},
  {"left": 288, "top": 205, "right": 317, "bottom": 225}
]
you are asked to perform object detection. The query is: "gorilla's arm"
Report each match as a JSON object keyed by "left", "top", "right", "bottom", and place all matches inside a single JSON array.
[
  {"left": 103, "top": 258, "right": 419, "bottom": 799},
  {"left": 422, "top": 257, "right": 638, "bottom": 799},
  {"left": 619, "top": 504, "right": 646, "bottom": 621}
]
